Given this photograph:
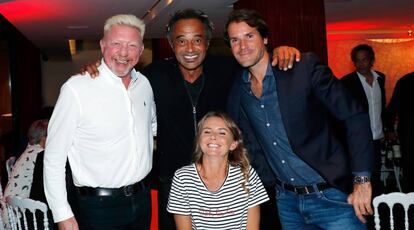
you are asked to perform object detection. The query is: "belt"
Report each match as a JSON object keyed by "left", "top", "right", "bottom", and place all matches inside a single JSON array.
[
  {"left": 76, "top": 181, "right": 146, "bottom": 197},
  {"left": 275, "top": 179, "right": 330, "bottom": 195}
]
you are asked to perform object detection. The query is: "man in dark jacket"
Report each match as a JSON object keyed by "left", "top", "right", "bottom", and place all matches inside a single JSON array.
[
  {"left": 225, "top": 9, "right": 374, "bottom": 229},
  {"left": 341, "top": 44, "right": 386, "bottom": 195},
  {"left": 385, "top": 72, "right": 414, "bottom": 192}
]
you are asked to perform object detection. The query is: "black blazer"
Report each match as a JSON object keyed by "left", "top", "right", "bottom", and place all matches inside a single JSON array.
[
  {"left": 227, "top": 53, "right": 375, "bottom": 193},
  {"left": 341, "top": 71, "right": 386, "bottom": 123}
]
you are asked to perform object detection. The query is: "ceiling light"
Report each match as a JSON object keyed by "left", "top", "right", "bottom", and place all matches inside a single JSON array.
[
  {"left": 366, "top": 38, "right": 414, "bottom": 43},
  {"left": 142, "top": 0, "right": 174, "bottom": 23},
  {"left": 68, "top": 39, "right": 76, "bottom": 55},
  {"left": 67, "top": 25, "right": 89, "bottom": 29}
]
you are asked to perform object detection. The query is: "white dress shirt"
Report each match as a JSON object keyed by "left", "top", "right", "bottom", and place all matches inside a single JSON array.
[
  {"left": 44, "top": 61, "right": 157, "bottom": 222},
  {"left": 357, "top": 70, "right": 384, "bottom": 140}
]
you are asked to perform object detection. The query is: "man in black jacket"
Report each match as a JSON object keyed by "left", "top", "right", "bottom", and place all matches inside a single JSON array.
[
  {"left": 341, "top": 44, "right": 386, "bottom": 195},
  {"left": 385, "top": 72, "right": 414, "bottom": 192},
  {"left": 225, "top": 9, "right": 374, "bottom": 229}
]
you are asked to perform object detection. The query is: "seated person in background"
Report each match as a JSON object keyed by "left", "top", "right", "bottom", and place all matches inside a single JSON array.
[
  {"left": 167, "top": 111, "right": 269, "bottom": 229},
  {"left": 2, "top": 119, "right": 48, "bottom": 229},
  {"left": 4, "top": 119, "right": 48, "bottom": 198}
]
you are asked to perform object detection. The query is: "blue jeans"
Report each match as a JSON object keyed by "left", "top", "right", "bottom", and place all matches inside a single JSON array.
[{"left": 275, "top": 185, "right": 366, "bottom": 230}]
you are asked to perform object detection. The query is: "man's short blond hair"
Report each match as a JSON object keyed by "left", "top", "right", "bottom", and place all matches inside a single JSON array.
[{"left": 104, "top": 14, "right": 145, "bottom": 38}]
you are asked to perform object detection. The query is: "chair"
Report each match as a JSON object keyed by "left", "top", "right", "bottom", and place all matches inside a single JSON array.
[
  {"left": 6, "top": 156, "right": 16, "bottom": 179},
  {"left": 380, "top": 140, "right": 403, "bottom": 192},
  {"left": 0, "top": 177, "right": 4, "bottom": 230},
  {"left": 373, "top": 192, "right": 414, "bottom": 230},
  {"left": 5, "top": 195, "right": 49, "bottom": 230},
  {"left": 0, "top": 199, "right": 5, "bottom": 230}
]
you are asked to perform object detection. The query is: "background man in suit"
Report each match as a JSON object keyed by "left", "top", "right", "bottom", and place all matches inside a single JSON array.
[
  {"left": 225, "top": 9, "right": 374, "bottom": 229},
  {"left": 341, "top": 44, "right": 386, "bottom": 195}
]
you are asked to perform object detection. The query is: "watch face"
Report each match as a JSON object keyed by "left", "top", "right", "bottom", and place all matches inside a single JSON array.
[{"left": 354, "top": 176, "right": 369, "bottom": 184}]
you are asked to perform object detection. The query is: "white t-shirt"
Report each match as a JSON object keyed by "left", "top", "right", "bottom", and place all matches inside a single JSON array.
[{"left": 167, "top": 164, "right": 269, "bottom": 230}]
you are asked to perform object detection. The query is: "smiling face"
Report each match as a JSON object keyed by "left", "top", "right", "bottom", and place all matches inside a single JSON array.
[
  {"left": 227, "top": 21, "right": 268, "bottom": 69},
  {"left": 170, "top": 18, "right": 208, "bottom": 75},
  {"left": 199, "top": 116, "right": 238, "bottom": 159},
  {"left": 100, "top": 24, "right": 144, "bottom": 78}
]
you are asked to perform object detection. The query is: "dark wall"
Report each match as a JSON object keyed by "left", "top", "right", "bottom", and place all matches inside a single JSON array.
[
  {"left": 0, "top": 14, "right": 42, "bottom": 158},
  {"left": 234, "top": 0, "right": 328, "bottom": 63}
]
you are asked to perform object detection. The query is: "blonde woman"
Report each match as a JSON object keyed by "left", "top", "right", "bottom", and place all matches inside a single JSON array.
[{"left": 167, "top": 111, "right": 268, "bottom": 229}]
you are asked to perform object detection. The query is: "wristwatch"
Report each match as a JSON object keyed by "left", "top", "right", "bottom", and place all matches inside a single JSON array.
[{"left": 353, "top": 176, "right": 370, "bottom": 184}]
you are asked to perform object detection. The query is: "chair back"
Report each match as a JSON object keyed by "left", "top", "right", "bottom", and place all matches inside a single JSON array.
[
  {"left": 0, "top": 176, "right": 4, "bottom": 230},
  {"left": 5, "top": 195, "right": 49, "bottom": 230},
  {"left": 6, "top": 156, "right": 16, "bottom": 179},
  {"left": 0, "top": 199, "right": 5, "bottom": 230},
  {"left": 373, "top": 192, "right": 414, "bottom": 230},
  {"left": 0, "top": 179, "right": 4, "bottom": 230}
]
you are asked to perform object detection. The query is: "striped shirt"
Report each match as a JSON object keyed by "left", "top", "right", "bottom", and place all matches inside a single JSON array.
[{"left": 167, "top": 164, "right": 269, "bottom": 229}]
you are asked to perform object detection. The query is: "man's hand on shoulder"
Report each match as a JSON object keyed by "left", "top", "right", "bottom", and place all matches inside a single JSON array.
[
  {"left": 58, "top": 217, "right": 79, "bottom": 230},
  {"left": 347, "top": 182, "right": 373, "bottom": 223},
  {"left": 271, "top": 46, "right": 301, "bottom": 71},
  {"left": 80, "top": 59, "right": 101, "bottom": 78}
]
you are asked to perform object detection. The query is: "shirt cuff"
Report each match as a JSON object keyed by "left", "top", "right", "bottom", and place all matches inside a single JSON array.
[
  {"left": 352, "top": 171, "right": 371, "bottom": 178},
  {"left": 51, "top": 205, "right": 74, "bottom": 223}
]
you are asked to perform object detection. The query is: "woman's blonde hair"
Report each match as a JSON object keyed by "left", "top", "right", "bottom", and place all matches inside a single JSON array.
[{"left": 193, "top": 111, "right": 250, "bottom": 193}]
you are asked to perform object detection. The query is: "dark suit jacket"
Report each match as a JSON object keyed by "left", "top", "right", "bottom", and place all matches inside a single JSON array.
[
  {"left": 341, "top": 71, "right": 386, "bottom": 126},
  {"left": 384, "top": 72, "right": 414, "bottom": 160},
  {"left": 227, "top": 52, "right": 374, "bottom": 193}
]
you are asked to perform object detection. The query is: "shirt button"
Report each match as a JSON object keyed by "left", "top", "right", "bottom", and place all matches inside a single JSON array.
[
  {"left": 273, "top": 142, "right": 277, "bottom": 146},
  {"left": 281, "top": 160, "right": 285, "bottom": 164},
  {"left": 261, "top": 105, "right": 264, "bottom": 108},
  {"left": 290, "top": 178, "right": 295, "bottom": 182},
  {"left": 266, "top": 123, "right": 270, "bottom": 127}
]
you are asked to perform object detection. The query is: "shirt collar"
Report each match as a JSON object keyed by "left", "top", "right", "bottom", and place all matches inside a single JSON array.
[
  {"left": 99, "top": 58, "right": 138, "bottom": 84},
  {"left": 265, "top": 62, "right": 273, "bottom": 77},
  {"left": 356, "top": 69, "right": 380, "bottom": 80},
  {"left": 242, "top": 61, "right": 273, "bottom": 83}
]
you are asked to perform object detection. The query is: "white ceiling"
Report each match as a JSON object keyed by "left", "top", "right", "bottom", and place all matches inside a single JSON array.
[{"left": 0, "top": 0, "right": 413, "bottom": 57}]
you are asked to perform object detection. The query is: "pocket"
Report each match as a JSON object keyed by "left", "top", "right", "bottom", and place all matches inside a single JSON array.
[{"left": 319, "top": 188, "right": 352, "bottom": 207}]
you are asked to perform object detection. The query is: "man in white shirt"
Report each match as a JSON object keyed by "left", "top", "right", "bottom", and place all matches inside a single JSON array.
[
  {"left": 44, "top": 14, "right": 156, "bottom": 230},
  {"left": 341, "top": 44, "right": 386, "bottom": 196}
]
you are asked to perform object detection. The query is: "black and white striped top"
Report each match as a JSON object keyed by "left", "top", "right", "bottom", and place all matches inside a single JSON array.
[{"left": 167, "top": 164, "right": 269, "bottom": 229}]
